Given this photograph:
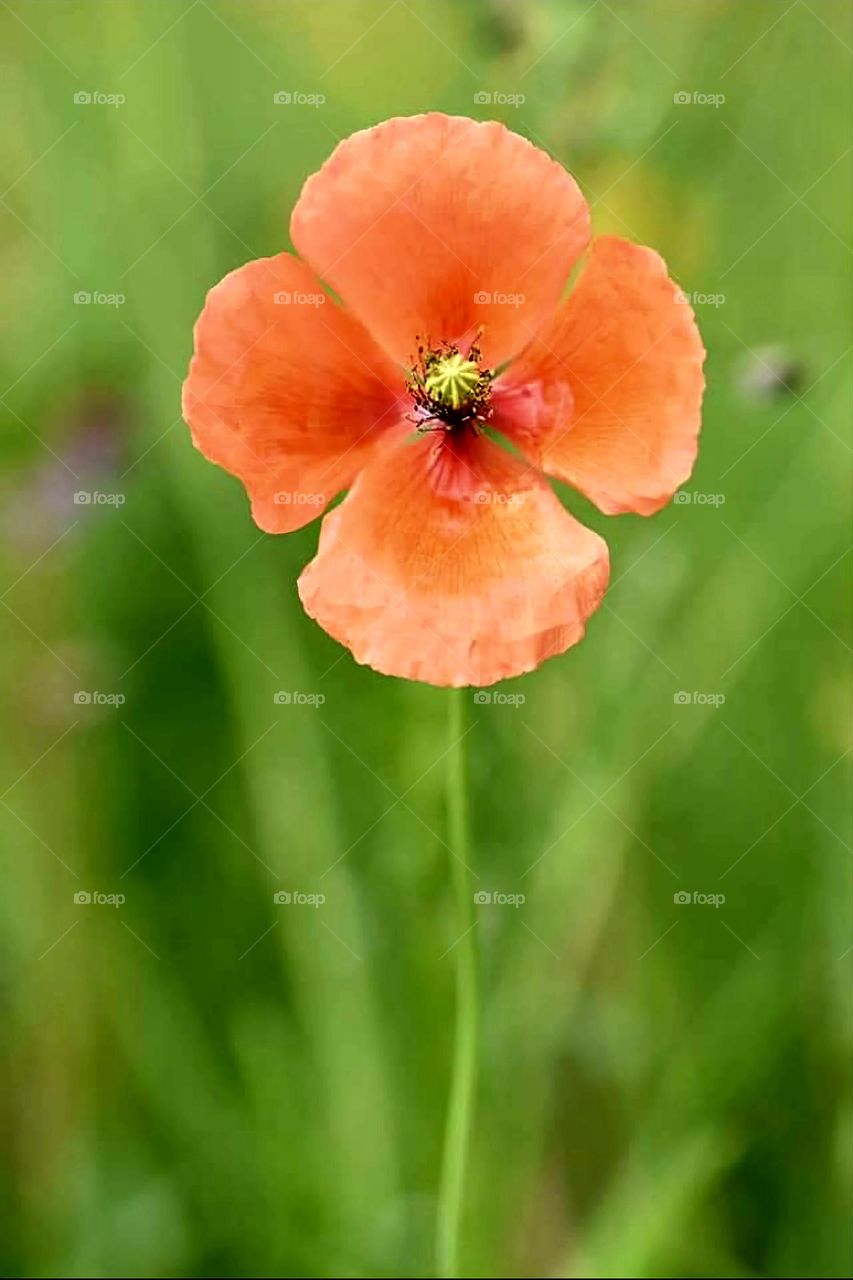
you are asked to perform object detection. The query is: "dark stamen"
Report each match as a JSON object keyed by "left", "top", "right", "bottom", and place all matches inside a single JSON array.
[{"left": 405, "top": 333, "right": 493, "bottom": 436}]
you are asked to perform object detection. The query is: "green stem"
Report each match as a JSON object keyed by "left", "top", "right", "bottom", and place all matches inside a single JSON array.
[{"left": 437, "top": 688, "right": 478, "bottom": 1279}]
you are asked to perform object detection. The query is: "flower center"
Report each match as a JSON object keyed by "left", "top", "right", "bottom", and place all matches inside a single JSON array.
[
  {"left": 424, "top": 352, "right": 482, "bottom": 410},
  {"left": 406, "top": 337, "right": 493, "bottom": 433}
]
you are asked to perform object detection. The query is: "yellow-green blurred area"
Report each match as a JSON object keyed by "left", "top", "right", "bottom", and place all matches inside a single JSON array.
[{"left": 1, "top": 1, "right": 851, "bottom": 1276}]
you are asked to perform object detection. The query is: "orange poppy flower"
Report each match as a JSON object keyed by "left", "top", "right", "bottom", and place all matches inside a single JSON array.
[{"left": 183, "top": 114, "right": 705, "bottom": 688}]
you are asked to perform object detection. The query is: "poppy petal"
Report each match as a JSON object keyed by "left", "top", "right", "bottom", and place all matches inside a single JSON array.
[
  {"left": 297, "top": 432, "right": 609, "bottom": 687},
  {"left": 492, "top": 236, "right": 706, "bottom": 515},
  {"left": 183, "top": 253, "right": 405, "bottom": 533},
  {"left": 290, "top": 113, "right": 590, "bottom": 370}
]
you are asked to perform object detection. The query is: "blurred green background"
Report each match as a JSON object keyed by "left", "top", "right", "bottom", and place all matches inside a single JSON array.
[{"left": 1, "top": 1, "right": 851, "bottom": 1276}]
